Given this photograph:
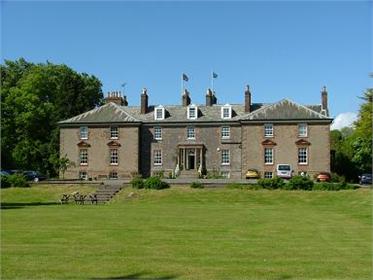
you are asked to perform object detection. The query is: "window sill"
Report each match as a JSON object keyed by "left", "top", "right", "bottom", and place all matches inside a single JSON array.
[
  {"left": 110, "top": 137, "right": 119, "bottom": 140},
  {"left": 80, "top": 163, "right": 88, "bottom": 166},
  {"left": 264, "top": 163, "right": 274, "bottom": 165},
  {"left": 221, "top": 163, "right": 230, "bottom": 166},
  {"left": 187, "top": 138, "right": 196, "bottom": 140},
  {"left": 264, "top": 135, "right": 274, "bottom": 138},
  {"left": 298, "top": 162, "right": 308, "bottom": 165},
  {"left": 298, "top": 135, "right": 308, "bottom": 138},
  {"left": 154, "top": 163, "right": 163, "bottom": 166},
  {"left": 155, "top": 138, "right": 162, "bottom": 141},
  {"left": 110, "top": 163, "right": 119, "bottom": 166},
  {"left": 80, "top": 138, "right": 88, "bottom": 140}
]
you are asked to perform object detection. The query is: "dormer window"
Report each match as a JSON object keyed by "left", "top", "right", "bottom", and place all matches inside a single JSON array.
[
  {"left": 221, "top": 105, "right": 232, "bottom": 119},
  {"left": 187, "top": 105, "right": 198, "bottom": 120},
  {"left": 154, "top": 105, "right": 165, "bottom": 120},
  {"left": 80, "top": 126, "right": 88, "bottom": 139}
]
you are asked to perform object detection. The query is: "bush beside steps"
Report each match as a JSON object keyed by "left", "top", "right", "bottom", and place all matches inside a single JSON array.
[{"left": 130, "top": 176, "right": 170, "bottom": 190}]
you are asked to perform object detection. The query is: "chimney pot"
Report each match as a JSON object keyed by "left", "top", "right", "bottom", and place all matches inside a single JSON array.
[
  {"left": 321, "top": 86, "right": 328, "bottom": 116},
  {"left": 141, "top": 88, "right": 149, "bottom": 114},
  {"left": 182, "top": 89, "right": 191, "bottom": 106},
  {"left": 244, "top": 84, "right": 252, "bottom": 113},
  {"left": 206, "top": 88, "right": 213, "bottom": 106}
]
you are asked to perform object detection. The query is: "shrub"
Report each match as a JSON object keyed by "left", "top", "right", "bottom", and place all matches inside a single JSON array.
[
  {"left": 190, "top": 182, "right": 204, "bottom": 189},
  {"left": 130, "top": 176, "right": 144, "bottom": 189},
  {"left": 313, "top": 182, "right": 358, "bottom": 191},
  {"left": 6, "top": 174, "right": 30, "bottom": 188},
  {"left": 144, "top": 176, "right": 170, "bottom": 190},
  {"left": 330, "top": 172, "right": 346, "bottom": 183},
  {"left": 1, "top": 175, "right": 11, "bottom": 188},
  {"left": 257, "top": 177, "right": 285, "bottom": 189},
  {"left": 287, "top": 175, "right": 314, "bottom": 190}
]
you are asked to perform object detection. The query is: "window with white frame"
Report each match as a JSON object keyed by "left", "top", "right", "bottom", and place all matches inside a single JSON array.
[
  {"left": 298, "top": 123, "right": 308, "bottom": 137},
  {"left": 80, "top": 126, "right": 88, "bottom": 139},
  {"left": 221, "top": 105, "right": 232, "bottom": 119},
  {"left": 221, "top": 126, "right": 230, "bottom": 139},
  {"left": 110, "top": 126, "right": 119, "bottom": 139},
  {"left": 153, "top": 149, "right": 162, "bottom": 165},
  {"left": 298, "top": 147, "right": 308, "bottom": 164},
  {"left": 264, "top": 148, "right": 273, "bottom": 164},
  {"left": 110, "top": 149, "right": 119, "bottom": 165},
  {"left": 154, "top": 127, "right": 162, "bottom": 140},
  {"left": 187, "top": 105, "right": 198, "bottom": 120},
  {"left": 79, "top": 171, "right": 88, "bottom": 180},
  {"left": 79, "top": 149, "right": 88, "bottom": 165},
  {"left": 264, "top": 124, "right": 273, "bottom": 137},
  {"left": 264, "top": 171, "right": 273, "bottom": 178},
  {"left": 109, "top": 171, "right": 118, "bottom": 179},
  {"left": 221, "top": 149, "right": 230, "bottom": 165},
  {"left": 187, "top": 126, "right": 195, "bottom": 139},
  {"left": 154, "top": 106, "right": 165, "bottom": 120}
]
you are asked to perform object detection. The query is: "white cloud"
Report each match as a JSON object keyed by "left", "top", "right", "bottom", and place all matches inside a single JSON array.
[{"left": 331, "top": 112, "right": 358, "bottom": 130}]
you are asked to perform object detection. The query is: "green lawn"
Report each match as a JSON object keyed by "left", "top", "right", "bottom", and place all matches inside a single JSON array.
[{"left": 1, "top": 185, "right": 372, "bottom": 280}]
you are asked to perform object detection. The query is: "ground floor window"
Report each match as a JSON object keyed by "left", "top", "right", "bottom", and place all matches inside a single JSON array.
[
  {"left": 220, "top": 171, "right": 230, "bottom": 178},
  {"left": 153, "top": 149, "right": 162, "bottom": 165},
  {"left": 79, "top": 149, "right": 88, "bottom": 165},
  {"left": 221, "top": 149, "right": 230, "bottom": 165},
  {"left": 264, "top": 171, "right": 273, "bottom": 178},
  {"left": 110, "top": 149, "right": 118, "bottom": 165},
  {"left": 298, "top": 147, "right": 308, "bottom": 164},
  {"left": 79, "top": 171, "right": 88, "bottom": 180},
  {"left": 109, "top": 171, "right": 118, "bottom": 179}
]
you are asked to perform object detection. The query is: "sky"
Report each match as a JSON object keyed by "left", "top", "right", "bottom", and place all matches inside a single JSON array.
[{"left": 1, "top": 1, "right": 372, "bottom": 128}]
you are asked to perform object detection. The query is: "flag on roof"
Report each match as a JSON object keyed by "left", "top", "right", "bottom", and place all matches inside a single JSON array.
[
  {"left": 182, "top": 73, "right": 189, "bottom": 82},
  {"left": 212, "top": 72, "right": 218, "bottom": 78}
]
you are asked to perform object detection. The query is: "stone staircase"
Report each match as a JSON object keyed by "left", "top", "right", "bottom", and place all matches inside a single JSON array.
[
  {"left": 179, "top": 170, "right": 199, "bottom": 179},
  {"left": 94, "top": 184, "right": 123, "bottom": 203}
]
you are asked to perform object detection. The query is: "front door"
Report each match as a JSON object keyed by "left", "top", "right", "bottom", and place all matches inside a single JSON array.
[{"left": 188, "top": 150, "right": 195, "bottom": 170}]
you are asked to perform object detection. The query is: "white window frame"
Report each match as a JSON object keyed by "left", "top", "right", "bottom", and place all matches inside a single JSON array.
[
  {"left": 79, "top": 171, "right": 88, "bottom": 180},
  {"left": 298, "top": 147, "right": 308, "bottom": 165},
  {"left": 221, "top": 105, "right": 232, "bottom": 119},
  {"left": 80, "top": 126, "right": 88, "bottom": 140},
  {"left": 153, "top": 149, "right": 162, "bottom": 166},
  {"left": 187, "top": 126, "right": 195, "bottom": 140},
  {"left": 298, "top": 123, "right": 308, "bottom": 137},
  {"left": 264, "top": 148, "right": 273, "bottom": 165},
  {"left": 79, "top": 149, "right": 88, "bottom": 165},
  {"left": 154, "top": 105, "right": 165, "bottom": 120},
  {"left": 110, "top": 126, "right": 119, "bottom": 139},
  {"left": 109, "top": 171, "right": 118, "bottom": 179},
  {"left": 154, "top": 126, "right": 162, "bottom": 140},
  {"left": 264, "top": 123, "right": 273, "bottom": 137},
  {"left": 264, "top": 171, "right": 273, "bottom": 178},
  {"left": 221, "top": 126, "right": 230, "bottom": 139},
  {"left": 220, "top": 171, "right": 230, "bottom": 178},
  {"left": 110, "top": 149, "right": 119, "bottom": 165},
  {"left": 221, "top": 149, "right": 230, "bottom": 165},
  {"left": 187, "top": 105, "right": 198, "bottom": 120}
]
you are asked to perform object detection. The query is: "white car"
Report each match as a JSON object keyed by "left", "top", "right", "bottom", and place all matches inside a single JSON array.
[{"left": 276, "top": 164, "right": 292, "bottom": 179}]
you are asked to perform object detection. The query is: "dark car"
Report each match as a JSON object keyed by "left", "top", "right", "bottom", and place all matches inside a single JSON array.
[
  {"left": 23, "top": 171, "right": 47, "bottom": 182},
  {"left": 359, "top": 174, "right": 372, "bottom": 185}
]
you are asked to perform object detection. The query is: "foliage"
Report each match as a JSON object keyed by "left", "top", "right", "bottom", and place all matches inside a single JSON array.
[
  {"left": 6, "top": 174, "right": 30, "bottom": 188},
  {"left": 330, "top": 172, "right": 345, "bottom": 183},
  {"left": 313, "top": 182, "right": 358, "bottom": 191},
  {"left": 1, "top": 175, "right": 11, "bottom": 188},
  {"left": 144, "top": 176, "right": 170, "bottom": 190},
  {"left": 1, "top": 58, "right": 103, "bottom": 176},
  {"left": 257, "top": 177, "right": 285, "bottom": 189},
  {"left": 206, "top": 168, "right": 224, "bottom": 179},
  {"left": 286, "top": 175, "right": 314, "bottom": 190},
  {"left": 190, "top": 182, "right": 204, "bottom": 189},
  {"left": 130, "top": 177, "right": 145, "bottom": 189}
]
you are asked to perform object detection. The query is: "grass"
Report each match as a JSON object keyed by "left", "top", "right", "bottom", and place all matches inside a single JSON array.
[{"left": 1, "top": 185, "right": 372, "bottom": 280}]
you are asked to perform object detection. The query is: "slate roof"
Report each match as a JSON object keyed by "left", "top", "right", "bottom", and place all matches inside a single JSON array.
[{"left": 59, "top": 99, "right": 331, "bottom": 125}]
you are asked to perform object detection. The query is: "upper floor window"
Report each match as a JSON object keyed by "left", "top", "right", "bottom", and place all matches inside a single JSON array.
[
  {"left": 221, "top": 126, "right": 230, "bottom": 139},
  {"left": 79, "top": 149, "right": 88, "bottom": 165},
  {"left": 221, "top": 149, "right": 230, "bottom": 165},
  {"left": 154, "top": 127, "right": 162, "bottom": 140},
  {"left": 264, "top": 147, "right": 273, "bottom": 164},
  {"left": 153, "top": 149, "right": 162, "bottom": 166},
  {"left": 110, "top": 149, "right": 118, "bottom": 165},
  {"left": 264, "top": 124, "right": 273, "bottom": 137},
  {"left": 154, "top": 105, "right": 165, "bottom": 120},
  {"left": 298, "top": 147, "right": 308, "bottom": 164},
  {"left": 298, "top": 123, "right": 308, "bottom": 137},
  {"left": 80, "top": 126, "right": 88, "bottom": 139},
  {"left": 221, "top": 105, "right": 232, "bottom": 119},
  {"left": 187, "top": 105, "right": 198, "bottom": 120},
  {"left": 110, "top": 126, "right": 119, "bottom": 139},
  {"left": 187, "top": 126, "right": 195, "bottom": 139}
]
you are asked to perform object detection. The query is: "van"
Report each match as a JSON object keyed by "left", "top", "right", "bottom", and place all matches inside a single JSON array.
[{"left": 276, "top": 164, "right": 292, "bottom": 179}]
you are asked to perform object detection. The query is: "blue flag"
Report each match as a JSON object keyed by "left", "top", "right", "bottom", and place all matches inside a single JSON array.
[
  {"left": 212, "top": 72, "right": 218, "bottom": 79},
  {"left": 182, "top": 73, "right": 189, "bottom": 82}
]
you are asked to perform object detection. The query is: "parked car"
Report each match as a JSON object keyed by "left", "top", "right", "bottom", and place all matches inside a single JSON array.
[
  {"left": 0, "top": 170, "right": 10, "bottom": 176},
  {"left": 23, "top": 171, "right": 47, "bottom": 182},
  {"left": 359, "top": 174, "right": 372, "bottom": 185},
  {"left": 245, "top": 169, "right": 260, "bottom": 179},
  {"left": 276, "top": 164, "right": 292, "bottom": 179},
  {"left": 316, "top": 172, "right": 331, "bottom": 182}
]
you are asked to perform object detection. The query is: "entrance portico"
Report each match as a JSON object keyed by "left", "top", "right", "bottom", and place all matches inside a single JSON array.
[{"left": 178, "top": 144, "right": 204, "bottom": 171}]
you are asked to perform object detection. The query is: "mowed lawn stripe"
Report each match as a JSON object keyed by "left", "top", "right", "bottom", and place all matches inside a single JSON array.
[{"left": 1, "top": 186, "right": 372, "bottom": 280}]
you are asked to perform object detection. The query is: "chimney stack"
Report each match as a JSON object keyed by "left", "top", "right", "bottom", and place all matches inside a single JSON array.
[
  {"left": 206, "top": 88, "right": 214, "bottom": 106},
  {"left": 141, "top": 88, "right": 149, "bottom": 114},
  {"left": 106, "top": 91, "right": 127, "bottom": 106},
  {"left": 244, "top": 85, "right": 251, "bottom": 113},
  {"left": 321, "top": 86, "right": 328, "bottom": 116},
  {"left": 182, "top": 89, "right": 191, "bottom": 106}
]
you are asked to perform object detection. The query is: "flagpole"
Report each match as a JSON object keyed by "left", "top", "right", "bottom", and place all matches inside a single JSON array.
[
  {"left": 181, "top": 73, "right": 183, "bottom": 93},
  {"left": 211, "top": 70, "right": 214, "bottom": 92}
]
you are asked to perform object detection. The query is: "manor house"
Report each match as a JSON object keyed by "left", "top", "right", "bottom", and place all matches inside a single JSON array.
[{"left": 59, "top": 86, "right": 332, "bottom": 180}]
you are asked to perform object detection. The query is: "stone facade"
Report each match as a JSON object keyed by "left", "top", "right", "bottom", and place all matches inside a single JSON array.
[{"left": 59, "top": 88, "right": 333, "bottom": 180}]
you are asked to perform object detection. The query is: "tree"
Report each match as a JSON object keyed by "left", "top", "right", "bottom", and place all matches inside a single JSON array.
[{"left": 1, "top": 58, "right": 103, "bottom": 176}]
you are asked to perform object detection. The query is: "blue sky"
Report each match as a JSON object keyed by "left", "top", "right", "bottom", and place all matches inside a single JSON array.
[{"left": 2, "top": 1, "right": 372, "bottom": 124}]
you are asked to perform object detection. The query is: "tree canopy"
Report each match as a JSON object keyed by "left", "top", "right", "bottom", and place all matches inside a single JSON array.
[{"left": 1, "top": 58, "right": 103, "bottom": 176}]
